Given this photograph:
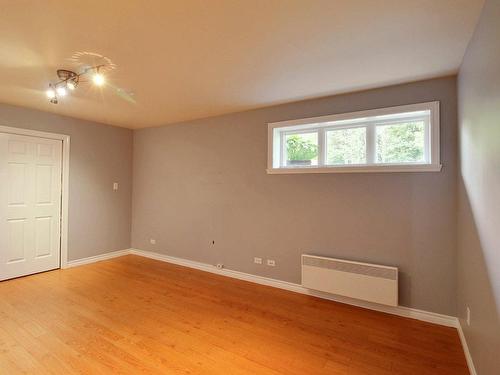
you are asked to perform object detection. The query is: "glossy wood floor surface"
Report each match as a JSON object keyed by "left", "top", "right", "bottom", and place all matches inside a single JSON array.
[{"left": 0, "top": 255, "right": 468, "bottom": 374}]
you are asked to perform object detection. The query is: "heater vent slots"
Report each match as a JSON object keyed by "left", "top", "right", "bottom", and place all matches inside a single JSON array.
[{"left": 301, "top": 254, "right": 398, "bottom": 306}]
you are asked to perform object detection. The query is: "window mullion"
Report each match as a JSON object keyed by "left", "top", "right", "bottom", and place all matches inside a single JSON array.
[
  {"left": 424, "top": 118, "right": 430, "bottom": 163},
  {"left": 318, "top": 128, "right": 325, "bottom": 167},
  {"left": 366, "top": 124, "right": 375, "bottom": 164},
  {"left": 280, "top": 131, "right": 286, "bottom": 167}
]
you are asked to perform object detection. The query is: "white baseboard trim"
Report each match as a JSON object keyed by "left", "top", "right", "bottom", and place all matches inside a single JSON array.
[
  {"left": 64, "top": 249, "right": 131, "bottom": 269},
  {"left": 457, "top": 319, "right": 477, "bottom": 375},
  {"left": 128, "top": 248, "right": 458, "bottom": 328}
]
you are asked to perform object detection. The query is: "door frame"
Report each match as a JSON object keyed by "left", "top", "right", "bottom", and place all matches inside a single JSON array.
[{"left": 0, "top": 125, "right": 70, "bottom": 269}]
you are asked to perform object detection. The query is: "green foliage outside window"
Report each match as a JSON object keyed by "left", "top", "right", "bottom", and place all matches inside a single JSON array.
[
  {"left": 286, "top": 134, "right": 318, "bottom": 161},
  {"left": 284, "top": 122, "right": 424, "bottom": 165},
  {"left": 327, "top": 128, "right": 366, "bottom": 165},
  {"left": 376, "top": 122, "right": 424, "bottom": 163}
]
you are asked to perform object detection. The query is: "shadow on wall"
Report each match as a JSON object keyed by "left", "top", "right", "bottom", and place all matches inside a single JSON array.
[{"left": 457, "top": 178, "right": 500, "bottom": 373}]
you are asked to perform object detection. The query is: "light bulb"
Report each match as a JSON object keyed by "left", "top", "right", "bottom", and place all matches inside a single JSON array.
[
  {"left": 67, "top": 81, "right": 76, "bottom": 90},
  {"left": 46, "top": 88, "right": 56, "bottom": 99},
  {"left": 56, "top": 87, "right": 67, "bottom": 96},
  {"left": 92, "top": 73, "right": 105, "bottom": 86}
]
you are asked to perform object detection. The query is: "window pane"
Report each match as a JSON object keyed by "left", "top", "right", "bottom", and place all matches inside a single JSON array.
[
  {"left": 285, "top": 132, "right": 318, "bottom": 166},
  {"left": 326, "top": 127, "right": 366, "bottom": 165},
  {"left": 376, "top": 121, "right": 425, "bottom": 164}
]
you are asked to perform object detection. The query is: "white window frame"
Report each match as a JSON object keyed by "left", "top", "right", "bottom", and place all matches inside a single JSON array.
[{"left": 267, "top": 101, "right": 441, "bottom": 174}]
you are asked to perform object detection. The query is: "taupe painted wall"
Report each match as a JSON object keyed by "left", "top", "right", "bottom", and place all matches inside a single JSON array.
[
  {"left": 132, "top": 76, "right": 458, "bottom": 315},
  {"left": 457, "top": 0, "right": 500, "bottom": 373},
  {"left": 0, "top": 103, "right": 133, "bottom": 261}
]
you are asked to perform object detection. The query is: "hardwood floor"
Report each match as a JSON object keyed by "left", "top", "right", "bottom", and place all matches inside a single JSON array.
[{"left": 0, "top": 255, "right": 468, "bottom": 374}]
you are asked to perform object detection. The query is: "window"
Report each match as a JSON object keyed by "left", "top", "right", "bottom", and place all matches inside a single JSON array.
[{"left": 268, "top": 102, "right": 440, "bottom": 173}]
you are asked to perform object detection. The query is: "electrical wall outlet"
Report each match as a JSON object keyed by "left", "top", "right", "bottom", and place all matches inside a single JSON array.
[
  {"left": 113, "top": 182, "right": 119, "bottom": 191},
  {"left": 266, "top": 259, "right": 276, "bottom": 267},
  {"left": 150, "top": 239, "right": 156, "bottom": 245},
  {"left": 216, "top": 263, "right": 224, "bottom": 269},
  {"left": 254, "top": 257, "right": 263, "bottom": 264},
  {"left": 466, "top": 306, "right": 471, "bottom": 326}
]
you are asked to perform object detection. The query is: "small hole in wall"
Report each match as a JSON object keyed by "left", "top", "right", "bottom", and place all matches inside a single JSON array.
[{"left": 212, "top": 240, "right": 215, "bottom": 245}]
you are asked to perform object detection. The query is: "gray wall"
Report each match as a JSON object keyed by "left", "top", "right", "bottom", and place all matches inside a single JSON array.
[
  {"left": 132, "top": 76, "right": 458, "bottom": 315},
  {"left": 457, "top": 0, "right": 500, "bottom": 373},
  {"left": 0, "top": 103, "right": 133, "bottom": 261}
]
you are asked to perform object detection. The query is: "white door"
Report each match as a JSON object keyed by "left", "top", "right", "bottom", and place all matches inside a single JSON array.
[{"left": 0, "top": 132, "right": 63, "bottom": 281}]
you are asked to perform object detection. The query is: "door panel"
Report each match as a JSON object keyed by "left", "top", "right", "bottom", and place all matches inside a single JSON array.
[
  {"left": 0, "top": 132, "right": 63, "bottom": 281},
  {"left": 36, "top": 165, "right": 53, "bottom": 204},
  {"left": 35, "top": 216, "right": 52, "bottom": 258},
  {"left": 7, "top": 218, "right": 26, "bottom": 263},
  {"left": 8, "top": 140, "right": 28, "bottom": 155},
  {"left": 8, "top": 162, "right": 27, "bottom": 205}
]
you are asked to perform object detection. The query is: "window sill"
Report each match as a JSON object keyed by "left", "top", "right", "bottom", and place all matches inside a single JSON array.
[{"left": 266, "top": 164, "right": 443, "bottom": 174}]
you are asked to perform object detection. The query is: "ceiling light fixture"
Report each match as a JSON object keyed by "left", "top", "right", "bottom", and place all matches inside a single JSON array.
[
  {"left": 46, "top": 87, "right": 56, "bottom": 99},
  {"left": 67, "top": 80, "right": 76, "bottom": 90},
  {"left": 56, "top": 86, "right": 67, "bottom": 96},
  {"left": 45, "top": 64, "right": 108, "bottom": 104},
  {"left": 92, "top": 72, "right": 105, "bottom": 86}
]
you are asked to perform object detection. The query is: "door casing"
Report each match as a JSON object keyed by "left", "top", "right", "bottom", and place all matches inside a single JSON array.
[{"left": 0, "top": 125, "right": 70, "bottom": 270}]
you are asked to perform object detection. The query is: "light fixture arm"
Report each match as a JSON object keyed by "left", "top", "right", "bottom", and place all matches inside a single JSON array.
[
  {"left": 53, "top": 64, "right": 105, "bottom": 88},
  {"left": 46, "top": 64, "right": 108, "bottom": 104}
]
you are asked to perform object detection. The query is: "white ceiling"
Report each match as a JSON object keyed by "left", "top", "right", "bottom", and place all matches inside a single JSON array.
[{"left": 0, "top": 0, "right": 484, "bottom": 129}]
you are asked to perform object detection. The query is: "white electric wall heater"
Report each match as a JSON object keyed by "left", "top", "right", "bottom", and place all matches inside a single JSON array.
[{"left": 301, "top": 254, "right": 398, "bottom": 306}]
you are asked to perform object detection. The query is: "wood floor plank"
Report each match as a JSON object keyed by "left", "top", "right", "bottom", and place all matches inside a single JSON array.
[{"left": 0, "top": 255, "right": 469, "bottom": 374}]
